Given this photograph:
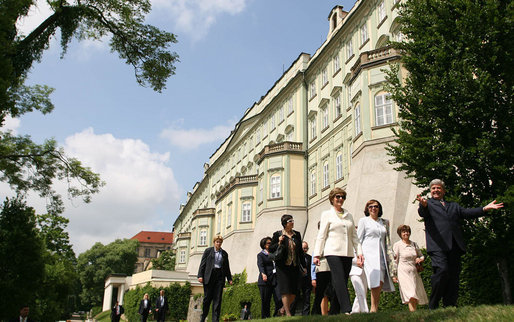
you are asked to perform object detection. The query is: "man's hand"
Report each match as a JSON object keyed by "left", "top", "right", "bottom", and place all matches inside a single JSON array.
[
  {"left": 313, "top": 257, "right": 320, "bottom": 266},
  {"left": 262, "top": 273, "right": 267, "bottom": 282},
  {"left": 484, "top": 200, "right": 504, "bottom": 212},
  {"left": 229, "top": 280, "right": 233, "bottom": 285},
  {"left": 416, "top": 194, "right": 428, "bottom": 208},
  {"left": 198, "top": 277, "right": 203, "bottom": 283}
]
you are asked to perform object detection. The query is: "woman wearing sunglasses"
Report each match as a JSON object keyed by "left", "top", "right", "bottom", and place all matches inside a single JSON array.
[
  {"left": 313, "top": 187, "right": 363, "bottom": 315},
  {"left": 357, "top": 199, "right": 396, "bottom": 312},
  {"left": 270, "top": 214, "right": 305, "bottom": 316}
]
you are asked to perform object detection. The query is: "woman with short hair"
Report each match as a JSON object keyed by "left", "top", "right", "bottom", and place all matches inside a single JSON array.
[
  {"left": 270, "top": 214, "right": 305, "bottom": 316},
  {"left": 393, "top": 224, "right": 428, "bottom": 311},
  {"left": 257, "top": 236, "right": 281, "bottom": 318},
  {"left": 357, "top": 199, "right": 395, "bottom": 312},
  {"left": 313, "top": 187, "right": 363, "bottom": 315}
]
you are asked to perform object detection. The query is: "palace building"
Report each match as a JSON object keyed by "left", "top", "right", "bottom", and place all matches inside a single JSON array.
[{"left": 172, "top": 0, "right": 423, "bottom": 283}]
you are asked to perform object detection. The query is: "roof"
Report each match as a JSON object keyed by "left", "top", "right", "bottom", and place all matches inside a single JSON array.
[{"left": 131, "top": 231, "right": 174, "bottom": 244}]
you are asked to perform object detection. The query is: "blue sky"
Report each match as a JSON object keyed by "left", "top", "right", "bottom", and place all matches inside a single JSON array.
[{"left": 3, "top": 0, "right": 355, "bottom": 254}]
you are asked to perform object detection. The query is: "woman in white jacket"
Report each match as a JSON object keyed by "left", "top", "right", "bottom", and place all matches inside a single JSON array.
[
  {"left": 357, "top": 199, "right": 396, "bottom": 312},
  {"left": 313, "top": 187, "right": 363, "bottom": 314}
]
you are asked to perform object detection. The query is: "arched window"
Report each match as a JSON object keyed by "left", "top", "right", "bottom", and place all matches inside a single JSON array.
[
  {"left": 375, "top": 93, "right": 393, "bottom": 126},
  {"left": 270, "top": 174, "right": 281, "bottom": 198}
]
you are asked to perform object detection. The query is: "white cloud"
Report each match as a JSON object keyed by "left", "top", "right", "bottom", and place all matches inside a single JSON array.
[
  {"left": 152, "top": 0, "right": 248, "bottom": 41},
  {"left": 60, "top": 128, "right": 182, "bottom": 254},
  {"left": 0, "top": 128, "right": 183, "bottom": 255},
  {"left": 1, "top": 116, "right": 21, "bottom": 134},
  {"left": 160, "top": 119, "right": 236, "bottom": 150}
]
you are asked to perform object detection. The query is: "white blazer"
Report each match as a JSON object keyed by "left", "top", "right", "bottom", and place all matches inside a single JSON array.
[{"left": 313, "top": 207, "right": 362, "bottom": 258}]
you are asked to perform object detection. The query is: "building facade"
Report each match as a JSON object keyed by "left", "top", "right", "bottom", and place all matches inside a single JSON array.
[
  {"left": 173, "top": 0, "right": 423, "bottom": 283},
  {"left": 131, "top": 231, "right": 174, "bottom": 273}
]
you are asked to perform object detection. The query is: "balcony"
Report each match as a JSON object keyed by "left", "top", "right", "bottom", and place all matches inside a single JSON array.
[
  {"left": 216, "top": 175, "right": 258, "bottom": 202},
  {"left": 256, "top": 141, "right": 304, "bottom": 164},
  {"left": 350, "top": 46, "right": 401, "bottom": 81},
  {"left": 193, "top": 208, "right": 215, "bottom": 217}
]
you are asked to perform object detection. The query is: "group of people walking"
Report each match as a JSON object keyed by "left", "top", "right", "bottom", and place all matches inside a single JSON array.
[{"left": 197, "top": 179, "right": 502, "bottom": 321}]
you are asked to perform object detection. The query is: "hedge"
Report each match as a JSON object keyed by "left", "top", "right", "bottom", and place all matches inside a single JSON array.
[{"left": 123, "top": 282, "right": 191, "bottom": 321}]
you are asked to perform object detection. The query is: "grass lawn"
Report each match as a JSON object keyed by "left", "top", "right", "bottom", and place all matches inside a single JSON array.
[{"left": 248, "top": 305, "right": 514, "bottom": 321}]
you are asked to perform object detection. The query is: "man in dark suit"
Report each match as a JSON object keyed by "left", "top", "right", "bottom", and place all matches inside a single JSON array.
[
  {"left": 138, "top": 293, "right": 152, "bottom": 322},
  {"left": 111, "top": 301, "right": 124, "bottom": 322},
  {"left": 9, "top": 305, "right": 34, "bottom": 322},
  {"left": 291, "top": 241, "right": 312, "bottom": 315},
  {"left": 155, "top": 290, "right": 168, "bottom": 322},
  {"left": 417, "top": 179, "right": 503, "bottom": 309},
  {"left": 198, "top": 235, "right": 233, "bottom": 322}
]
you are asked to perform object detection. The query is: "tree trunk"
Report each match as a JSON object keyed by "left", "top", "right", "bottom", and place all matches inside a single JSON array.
[{"left": 496, "top": 257, "right": 512, "bottom": 304}]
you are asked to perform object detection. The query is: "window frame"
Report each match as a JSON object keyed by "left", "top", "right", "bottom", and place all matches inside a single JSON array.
[{"left": 270, "top": 175, "right": 281, "bottom": 199}]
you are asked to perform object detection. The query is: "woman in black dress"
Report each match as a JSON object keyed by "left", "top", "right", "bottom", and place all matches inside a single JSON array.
[{"left": 270, "top": 214, "right": 306, "bottom": 316}]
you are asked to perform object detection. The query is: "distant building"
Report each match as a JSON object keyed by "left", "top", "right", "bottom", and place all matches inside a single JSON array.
[
  {"left": 173, "top": 0, "right": 423, "bottom": 283},
  {"left": 131, "top": 231, "right": 174, "bottom": 273}
]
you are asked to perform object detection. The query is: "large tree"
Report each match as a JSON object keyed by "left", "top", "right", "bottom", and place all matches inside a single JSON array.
[
  {"left": 0, "top": 197, "right": 45, "bottom": 319},
  {"left": 386, "top": 0, "right": 513, "bottom": 303},
  {"left": 77, "top": 238, "right": 139, "bottom": 308},
  {"left": 0, "top": 0, "right": 179, "bottom": 208}
]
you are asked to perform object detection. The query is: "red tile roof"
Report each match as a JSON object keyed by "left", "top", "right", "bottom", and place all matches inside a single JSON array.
[{"left": 131, "top": 231, "right": 174, "bottom": 244}]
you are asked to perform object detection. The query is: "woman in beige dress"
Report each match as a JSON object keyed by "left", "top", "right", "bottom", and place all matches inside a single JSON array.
[{"left": 392, "top": 224, "right": 428, "bottom": 311}]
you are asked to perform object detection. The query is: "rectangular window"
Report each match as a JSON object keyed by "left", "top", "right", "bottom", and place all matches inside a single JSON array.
[
  {"left": 287, "top": 97, "right": 294, "bottom": 114},
  {"left": 241, "top": 203, "right": 251, "bottom": 222},
  {"left": 323, "top": 163, "right": 329, "bottom": 188},
  {"left": 336, "top": 154, "right": 343, "bottom": 180},
  {"left": 199, "top": 230, "right": 207, "bottom": 246},
  {"left": 334, "top": 95, "right": 341, "bottom": 118},
  {"left": 347, "top": 85, "right": 352, "bottom": 106},
  {"left": 256, "top": 125, "right": 261, "bottom": 143},
  {"left": 322, "top": 68, "right": 328, "bottom": 86},
  {"left": 226, "top": 204, "right": 232, "bottom": 227},
  {"left": 270, "top": 175, "right": 281, "bottom": 198},
  {"left": 310, "top": 171, "right": 316, "bottom": 195},
  {"left": 361, "top": 24, "right": 368, "bottom": 45},
  {"left": 346, "top": 40, "right": 353, "bottom": 60},
  {"left": 271, "top": 114, "right": 275, "bottom": 130},
  {"left": 322, "top": 107, "right": 329, "bottom": 129},
  {"left": 279, "top": 106, "right": 284, "bottom": 122},
  {"left": 333, "top": 54, "right": 340, "bottom": 73},
  {"left": 375, "top": 94, "right": 393, "bottom": 126},
  {"left": 217, "top": 212, "right": 221, "bottom": 233},
  {"left": 179, "top": 250, "right": 186, "bottom": 263},
  {"left": 355, "top": 105, "right": 362, "bottom": 135},
  {"left": 378, "top": 1, "right": 386, "bottom": 22},
  {"left": 310, "top": 81, "right": 316, "bottom": 99},
  {"left": 310, "top": 117, "right": 317, "bottom": 140},
  {"left": 144, "top": 248, "right": 151, "bottom": 258}
]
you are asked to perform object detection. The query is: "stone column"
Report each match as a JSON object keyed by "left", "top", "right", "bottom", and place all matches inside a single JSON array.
[
  {"left": 119, "top": 283, "right": 126, "bottom": 305},
  {"left": 103, "top": 284, "right": 113, "bottom": 312}
]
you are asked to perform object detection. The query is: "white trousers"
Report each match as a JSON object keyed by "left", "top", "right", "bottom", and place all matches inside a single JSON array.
[{"left": 350, "top": 272, "right": 369, "bottom": 313}]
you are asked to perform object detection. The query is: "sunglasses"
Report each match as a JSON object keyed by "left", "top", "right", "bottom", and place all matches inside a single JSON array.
[
  {"left": 287, "top": 219, "right": 294, "bottom": 223},
  {"left": 368, "top": 205, "right": 379, "bottom": 209},
  {"left": 335, "top": 195, "right": 346, "bottom": 200}
]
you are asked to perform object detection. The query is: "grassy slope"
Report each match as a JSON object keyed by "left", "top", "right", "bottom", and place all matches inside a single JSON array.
[{"left": 249, "top": 305, "right": 514, "bottom": 322}]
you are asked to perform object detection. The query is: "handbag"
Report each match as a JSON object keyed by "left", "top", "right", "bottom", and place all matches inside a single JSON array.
[
  {"left": 270, "top": 232, "right": 287, "bottom": 263},
  {"left": 414, "top": 242, "right": 424, "bottom": 272}
]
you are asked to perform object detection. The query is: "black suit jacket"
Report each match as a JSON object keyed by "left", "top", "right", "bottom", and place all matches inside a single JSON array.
[
  {"left": 138, "top": 299, "right": 152, "bottom": 315},
  {"left": 270, "top": 230, "right": 306, "bottom": 269},
  {"left": 418, "top": 198, "right": 484, "bottom": 252},
  {"left": 198, "top": 247, "right": 232, "bottom": 285},
  {"left": 303, "top": 253, "right": 312, "bottom": 282},
  {"left": 111, "top": 304, "right": 124, "bottom": 319},
  {"left": 155, "top": 295, "right": 168, "bottom": 311},
  {"left": 257, "top": 250, "right": 276, "bottom": 286}
]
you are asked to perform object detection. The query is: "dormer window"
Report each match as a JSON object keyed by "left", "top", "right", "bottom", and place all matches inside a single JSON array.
[{"left": 331, "top": 13, "right": 337, "bottom": 31}]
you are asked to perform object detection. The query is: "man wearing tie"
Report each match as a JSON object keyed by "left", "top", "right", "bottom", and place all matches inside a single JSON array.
[
  {"left": 138, "top": 293, "right": 152, "bottom": 322},
  {"left": 111, "top": 301, "right": 124, "bottom": 322},
  {"left": 9, "top": 305, "right": 34, "bottom": 322},
  {"left": 155, "top": 289, "right": 168, "bottom": 322},
  {"left": 198, "top": 235, "right": 233, "bottom": 322},
  {"left": 417, "top": 179, "right": 503, "bottom": 309}
]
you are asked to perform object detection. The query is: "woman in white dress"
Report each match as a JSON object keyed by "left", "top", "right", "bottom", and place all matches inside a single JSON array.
[
  {"left": 357, "top": 199, "right": 395, "bottom": 312},
  {"left": 392, "top": 224, "right": 428, "bottom": 311}
]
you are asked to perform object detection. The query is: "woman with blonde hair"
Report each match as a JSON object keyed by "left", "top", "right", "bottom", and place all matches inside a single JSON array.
[{"left": 313, "top": 187, "right": 363, "bottom": 314}]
